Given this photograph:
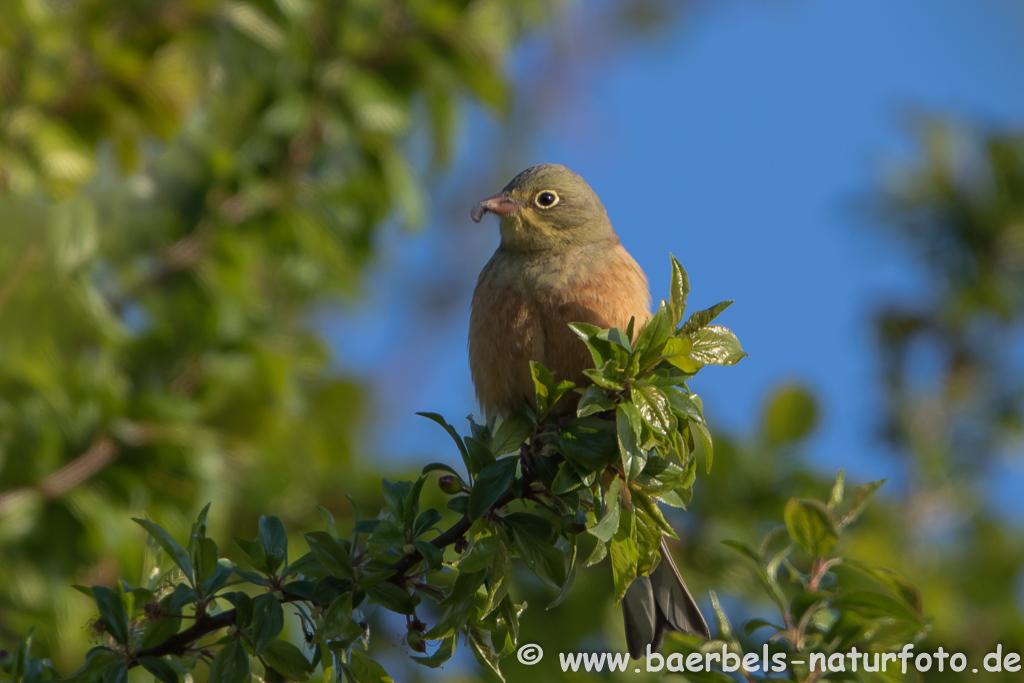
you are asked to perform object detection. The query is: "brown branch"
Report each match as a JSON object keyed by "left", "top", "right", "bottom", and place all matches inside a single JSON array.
[
  {"left": 0, "top": 243, "right": 40, "bottom": 319},
  {"left": 0, "top": 436, "right": 121, "bottom": 517},
  {"left": 129, "top": 480, "right": 525, "bottom": 665}
]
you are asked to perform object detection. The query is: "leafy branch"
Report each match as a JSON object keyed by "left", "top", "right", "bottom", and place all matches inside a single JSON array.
[{"left": 0, "top": 257, "right": 924, "bottom": 683}]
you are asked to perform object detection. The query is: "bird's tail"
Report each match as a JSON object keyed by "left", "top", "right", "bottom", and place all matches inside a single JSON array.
[{"left": 621, "top": 539, "right": 710, "bottom": 659}]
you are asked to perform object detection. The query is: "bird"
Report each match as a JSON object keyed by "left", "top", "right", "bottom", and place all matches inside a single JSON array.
[{"left": 467, "top": 163, "right": 710, "bottom": 658}]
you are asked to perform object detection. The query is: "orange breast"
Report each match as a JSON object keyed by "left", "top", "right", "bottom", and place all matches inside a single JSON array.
[{"left": 469, "top": 243, "right": 651, "bottom": 419}]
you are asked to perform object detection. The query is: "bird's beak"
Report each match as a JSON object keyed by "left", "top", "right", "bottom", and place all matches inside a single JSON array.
[{"left": 471, "top": 194, "right": 523, "bottom": 222}]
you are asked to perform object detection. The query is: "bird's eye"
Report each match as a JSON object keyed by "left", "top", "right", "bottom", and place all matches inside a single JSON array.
[{"left": 535, "top": 190, "right": 559, "bottom": 208}]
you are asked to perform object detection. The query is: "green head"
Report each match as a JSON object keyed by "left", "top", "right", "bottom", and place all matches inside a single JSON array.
[{"left": 471, "top": 164, "right": 617, "bottom": 253}]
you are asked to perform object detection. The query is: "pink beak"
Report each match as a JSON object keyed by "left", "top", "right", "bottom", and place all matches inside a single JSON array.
[{"left": 471, "top": 194, "right": 523, "bottom": 222}]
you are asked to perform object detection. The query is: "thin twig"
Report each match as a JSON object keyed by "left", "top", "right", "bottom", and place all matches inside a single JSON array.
[
  {"left": 0, "top": 437, "right": 120, "bottom": 517},
  {"left": 0, "top": 243, "right": 40, "bottom": 318}
]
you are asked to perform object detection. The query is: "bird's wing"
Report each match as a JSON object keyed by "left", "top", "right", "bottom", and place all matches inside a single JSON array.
[{"left": 469, "top": 256, "right": 545, "bottom": 419}]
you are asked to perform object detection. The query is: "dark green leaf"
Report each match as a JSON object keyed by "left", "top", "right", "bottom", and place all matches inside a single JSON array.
[
  {"left": 416, "top": 412, "right": 473, "bottom": 480},
  {"left": 90, "top": 586, "right": 129, "bottom": 644},
  {"left": 490, "top": 414, "right": 533, "bottom": 456},
  {"left": 262, "top": 640, "right": 314, "bottom": 680},
  {"left": 209, "top": 641, "right": 249, "bottom": 683},
  {"left": 251, "top": 593, "right": 284, "bottom": 655},
  {"left": 424, "top": 570, "right": 487, "bottom": 639},
  {"left": 616, "top": 403, "right": 644, "bottom": 481},
  {"left": 366, "top": 581, "right": 417, "bottom": 614},
  {"left": 304, "top": 532, "right": 353, "bottom": 579},
  {"left": 669, "top": 253, "right": 690, "bottom": 325},
  {"left": 680, "top": 300, "right": 734, "bottom": 334},
  {"left": 139, "top": 657, "right": 181, "bottom": 683},
  {"left": 839, "top": 479, "right": 887, "bottom": 529},
  {"left": 411, "top": 635, "right": 456, "bottom": 668},
  {"left": 784, "top": 498, "right": 838, "bottom": 558},
  {"left": 258, "top": 516, "right": 288, "bottom": 573},
  {"left": 468, "top": 457, "right": 518, "bottom": 520},
  {"left": 132, "top": 519, "right": 193, "bottom": 585},
  {"left": 555, "top": 417, "right": 619, "bottom": 473},
  {"left": 589, "top": 478, "right": 622, "bottom": 542}
]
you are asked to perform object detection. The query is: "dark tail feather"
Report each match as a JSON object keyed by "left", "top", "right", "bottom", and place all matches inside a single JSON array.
[{"left": 622, "top": 539, "right": 709, "bottom": 659}]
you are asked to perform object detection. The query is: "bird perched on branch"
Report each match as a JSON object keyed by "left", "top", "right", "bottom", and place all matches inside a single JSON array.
[{"left": 468, "top": 163, "right": 710, "bottom": 657}]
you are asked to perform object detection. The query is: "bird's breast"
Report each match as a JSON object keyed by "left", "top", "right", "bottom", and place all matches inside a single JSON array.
[{"left": 469, "top": 243, "right": 651, "bottom": 419}]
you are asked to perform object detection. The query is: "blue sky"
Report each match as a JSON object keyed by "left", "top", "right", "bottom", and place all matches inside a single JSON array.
[{"left": 326, "top": 0, "right": 1024, "bottom": 495}]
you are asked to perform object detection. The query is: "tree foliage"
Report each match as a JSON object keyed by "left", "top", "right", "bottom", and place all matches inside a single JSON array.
[{"left": 1, "top": 263, "right": 928, "bottom": 682}]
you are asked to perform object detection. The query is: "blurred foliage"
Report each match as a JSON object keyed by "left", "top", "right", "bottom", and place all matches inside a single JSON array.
[
  {"left": 869, "top": 120, "right": 1024, "bottom": 681},
  {"left": 0, "top": 0, "right": 555, "bottom": 670},
  {"left": 0, "top": 265, "right": 928, "bottom": 683},
  {"left": 2, "top": 0, "right": 1024, "bottom": 681}
]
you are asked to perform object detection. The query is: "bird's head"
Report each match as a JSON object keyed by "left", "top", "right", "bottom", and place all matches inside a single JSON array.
[{"left": 471, "top": 164, "right": 616, "bottom": 253}]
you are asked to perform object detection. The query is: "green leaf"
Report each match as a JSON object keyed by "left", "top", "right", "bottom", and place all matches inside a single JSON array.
[
  {"left": 669, "top": 253, "right": 690, "bottom": 325},
  {"left": 832, "top": 589, "right": 922, "bottom": 625},
  {"left": 366, "top": 581, "right": 417, "bottom": 614},
  {"left": 710, "top": 590, "right": 734, "bottom": 641},
  {"left": 841, "top": 559, "right": 922, "bottom": 614},
  {"left": 690, "top": 418, "right": 715, "bottom": 473},
  {"left": 764, "top": 383, "right": 818, "bottom": 445},
  {"left": 468, "top": 456, "right": 518, "bottom": 520},
  {"left": 504, "top": 513, "right": 566, "bottom": 589},
  {"left": 320, "top": 594, "right": 354, "bottom": 640},
  {"left": 90, "top": 586, "right": 130, "bottom": 644},
  {"left": 413, "top": 539, "right": 444, "bottom": 570},
  {"left": 609, "top": 511, "right": 639, "bottom": 603},
  {"left": 547, "top": 536, "right": 578, "bottom": 609},
  {"left": 483, "top": 531, "right": 514, "bottom": 616},
  {"left": 577, "top": 385, "right": 615, "bottom": 417},
  {"left": 262, "top": 640, "right": 315, "bottom": 680},
  {"left": 555, "top": 417, "right": 619, "bottom": 473},
  {"left": 140, "top": 657, "right": 182, "bottom": 683},
  {"left": 406, "top": 478, "right": 430, "bottom": 534},
  {"left": 459, "top": 532, "right": 499, "bottom": 572},
  {"left": 784, "top": 498, "right": 838, "bottom": 557},
  {"left": 741, "top": 618, "right": 784, "bottom": 636},
  {"left": 411, "top": 635, "right": 457, "bottom": 668},
  {"left": 141, "top": 615, "right": 181, "bottom": 648},
  {"left": 583, "top": 362, "right": 626, "bottom": 391},
  {"left": 632, "top": 382, "right": 672, "bottom": 436},
  {"left": 209, "top": 641, "right": 250, "bottom": 683},
  {"left": 60, "top": 646, "right": 118, "bottom": 683},
  {"left": 839, "top": 479, "right": 887, "bottom": 529},
  {"left": 233, "top": 537, "right": 267, "bottom": 572},
  {"left": 421, "top": 462, "right": 460, "bottom": 477},
  {"left": 633, "top": 491, "right": 677, "bottom": 539},
  {"left": 530, "top": 361, "right": 575, "bottom": 415},
  {"left": 636, "top": 301, "right": 675, "bottom": 369},
  {"left": 417, "top": 412, "right": 473, "bottom": 481},
  {"left": 382, "top": 479, "right": 410, "bottom": 520},
  {"left": 585, "top": 539, "right": 609, "bottom": 567},
  {"left": 425, "top": 570, "right": 487, "bottom": 639},
  {"left": 349, "top": 649, "right": 394, "bottom": 682},
  {"left": 132, "top": 519, "right": 194, "bottom": 585},
  {"left": 490, "top": 414, "right": 533, "bottom": 456},
  {"left": 589, "top": 478, "right": 622, "bottom": 542},
  {"left": 616, "top": 404, "right": 645, "bottom": 481},
  {"left": 661, "top": 337, "right": 701, "bottom": 373},
  {"left": 304, "top": 532, "right": 354, "bottom": 579},
  {"left": 251, "top": 593, "right": 284, "bottom": 655},
  {"left": 680, "top": 300, "right": 734, "bottom": 335},
  {"left": 689, "top": 325, "right": 746, "bottom": 366},
  {"left": 258, "top": 515, "right": 289, "bottom": 573}
]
